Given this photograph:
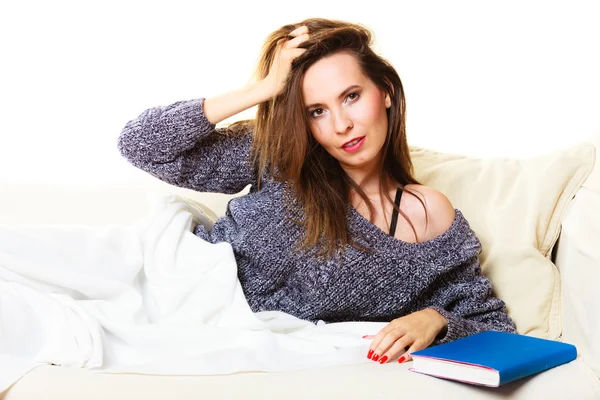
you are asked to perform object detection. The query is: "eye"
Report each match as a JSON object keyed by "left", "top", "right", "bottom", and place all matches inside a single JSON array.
[
  {"left": 346, "top": 92, "right": 360, "bottom": 102},
  {"left": 310, "top": 108, "right": 325, "bottom": 118}
]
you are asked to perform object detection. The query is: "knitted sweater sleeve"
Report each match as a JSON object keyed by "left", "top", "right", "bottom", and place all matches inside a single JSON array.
[
  {"left": 427, "top": 246, "right": 517, "bottom": 345},
  {"left": 117, "top": 98, "right": 255, "bottom": 194}
]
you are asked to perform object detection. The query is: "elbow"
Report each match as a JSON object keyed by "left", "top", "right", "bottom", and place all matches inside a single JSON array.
[{"left": 117, "top": 119, "right": 144, "bottom": 162}]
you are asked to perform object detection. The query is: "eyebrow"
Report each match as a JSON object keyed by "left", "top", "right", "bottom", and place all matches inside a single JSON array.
[{"left": 305, "top": 85, "right": 362, "bottom": 109}]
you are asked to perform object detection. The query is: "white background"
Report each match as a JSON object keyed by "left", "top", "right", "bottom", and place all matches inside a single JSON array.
[{"left": 1, "top": 0, "right": 599, "bottom": 185}]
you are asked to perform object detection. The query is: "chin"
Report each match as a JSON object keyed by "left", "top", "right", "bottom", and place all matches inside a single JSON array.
[{"left": 342, "top": 154, "right": 377, "bottom": 169}]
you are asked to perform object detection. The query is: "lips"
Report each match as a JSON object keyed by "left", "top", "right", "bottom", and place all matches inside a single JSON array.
[
  {"left": 341, "top": 136, "right": 366, "bottom": 153},
  {"left": 342, "top": 136, "right": 365, "bottom": 148}
]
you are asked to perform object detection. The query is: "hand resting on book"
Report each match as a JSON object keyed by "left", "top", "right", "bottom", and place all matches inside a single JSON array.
[{"left": 365, "top": 308, "right": 448, "bottom": 364}]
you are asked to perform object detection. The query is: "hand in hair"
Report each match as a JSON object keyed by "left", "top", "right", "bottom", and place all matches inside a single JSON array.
[
  {"left": 365, "top": 308, "right": 448, "bottom": 364},
  {"left": 202, "top": 26, "right": 309, "bottom": 126},
  {"left": 262, "top": 25, "right": 309, "bottom": 98}
]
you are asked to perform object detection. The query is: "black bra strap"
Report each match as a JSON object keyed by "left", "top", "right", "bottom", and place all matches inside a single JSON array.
[{"left": 389, "top": 188, "right": 403, "bottom": 237}]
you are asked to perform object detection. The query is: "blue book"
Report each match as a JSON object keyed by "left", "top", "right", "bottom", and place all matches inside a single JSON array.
[{"left": 409, "top": 331, "right": 577, "bottom": 387}]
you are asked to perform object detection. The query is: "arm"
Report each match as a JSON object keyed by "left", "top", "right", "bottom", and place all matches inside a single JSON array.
[
  {"left": 117, "top": 97, "right": 256, "bottom": 193},
  {"left": 414, "top": 185, "right": 516, "bottom": 343},
  {"left": 117, "top": 27, "right": 310, "bottom": 193},
  {"left": 367, "top": 243, "right": 516, "bottom": 365},
  {"left": 367, "top": 189, "right": 515, "bottom": 364},
  {"left": 424, "top": 189, "right": 516, "bottom": 343},
  {"left": 427, "top": 256, "right": 517, "bottom": 345}
]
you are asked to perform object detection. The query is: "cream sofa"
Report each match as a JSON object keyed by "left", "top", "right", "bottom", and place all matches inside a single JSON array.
[{"left": 1, "top": 140, "right": 600, "bottom": 399}]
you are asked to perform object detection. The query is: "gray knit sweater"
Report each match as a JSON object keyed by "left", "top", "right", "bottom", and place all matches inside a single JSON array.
[{"left": 117, "top": 98, "right": 516, "bottom": 343}]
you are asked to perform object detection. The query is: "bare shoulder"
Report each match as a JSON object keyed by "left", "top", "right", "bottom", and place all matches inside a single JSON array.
[{"left": 403, "top": 184, "right": 456, "bottom": 242}]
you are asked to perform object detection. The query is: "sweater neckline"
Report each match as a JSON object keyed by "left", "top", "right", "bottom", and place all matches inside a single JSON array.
[{"left": 347, "top": 205, "right": 468, "bottom": 251}]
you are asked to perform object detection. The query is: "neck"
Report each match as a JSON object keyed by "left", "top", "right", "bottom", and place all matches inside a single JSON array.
[
  {"left": 342, "top": 149, "right": 384, "bottom": 187},
  {"left": 342, "top": 159, "right": 389, "bottom": 197}
]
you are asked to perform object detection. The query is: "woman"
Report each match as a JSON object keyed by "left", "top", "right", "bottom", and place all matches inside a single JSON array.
[{"left": 118, "top": 18, "right": 516, "bottom": 365}]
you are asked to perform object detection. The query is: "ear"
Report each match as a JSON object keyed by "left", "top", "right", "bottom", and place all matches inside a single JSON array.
[
  {"left": 382, "top": 77, "right": 393, "bottom": 109},
  {"left": 385, "top": 93, "right": 391, "bottom": 108}
]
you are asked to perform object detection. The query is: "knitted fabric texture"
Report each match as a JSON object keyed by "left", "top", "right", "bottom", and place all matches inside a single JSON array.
[{"left": 118, "top": 98, "right": 516, "bottom": 344}]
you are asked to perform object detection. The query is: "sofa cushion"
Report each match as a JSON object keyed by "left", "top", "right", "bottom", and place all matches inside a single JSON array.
[
  {"left": 6, "top": 357, "right": 600, "bottom": 400},
  {"left": 410, "top": 143, "right": 595, "bottom": 339}
]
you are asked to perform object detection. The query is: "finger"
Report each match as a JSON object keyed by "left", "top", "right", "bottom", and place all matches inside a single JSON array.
[
  {"left": 371, "top": 330, "right": 405, "bottom": 362},
  {"left": 379, "top": 336, "right": 413, "bottom": 364},
  {"left": 284, "top": 33, "right": 310, "bottom": 49},
  {"left": 289, "top": 25, "right": 308, "bottom": 37},
  {"left": 367, "top": 323, "right": 396, "bottom": 358},
  {"left": 273, "top": 44, "right": 305, "bottom": 63},
  {"left": 287, "top": 48, "right": 306, "bottom": 60},
  {"left": 362, "top": 335, "right": 376, "bottom": 339},
  {"left": 277, "top": 48, "right": 306, "bottom": 69},
  {"left": 371, "top": 322, "right": 394, "bottom": 342},
  {"left": 375, "top": 334, "right": 412, "bottom": 364},
  {"left": 398, "top": 342, "right": 420, "bottom": 363},
  {"left": 274, "top": 38, "right": 287, "bottom": 55}
]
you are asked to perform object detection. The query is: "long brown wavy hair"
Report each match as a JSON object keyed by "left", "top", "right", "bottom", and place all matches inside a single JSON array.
[{"left": 237, "top": 18, "right": 423, "bottom": 258}]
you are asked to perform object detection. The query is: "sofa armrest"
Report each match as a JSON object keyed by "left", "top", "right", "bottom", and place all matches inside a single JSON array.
[{"left": 554, "top": 186, "right": 600, "bottom": 376}]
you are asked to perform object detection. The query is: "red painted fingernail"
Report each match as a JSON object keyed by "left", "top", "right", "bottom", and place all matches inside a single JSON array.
[
  {"left": 397, "top": 356, "right": 406, "bottom": 363},
  {"left": 362, "top": 335, "right": 368, "bottom": 339},
  {"left": 379, "top": 356, "right": 388, "bottom": 364},
  {"left": 367, "top": 350, "right": 374, "bottom": 359},
  {"left": 372, "top": 354, "right": 380, "bottom": 361}
]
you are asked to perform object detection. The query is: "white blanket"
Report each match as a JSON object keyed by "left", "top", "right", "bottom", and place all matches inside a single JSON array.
[{"left": 0, "top": 194, "right": 385, "bottom": 392}]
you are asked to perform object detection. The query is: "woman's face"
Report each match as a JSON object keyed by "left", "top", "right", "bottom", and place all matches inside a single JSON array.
[{"left": 302, "top": 52, "right": 391, "bottom": 176}]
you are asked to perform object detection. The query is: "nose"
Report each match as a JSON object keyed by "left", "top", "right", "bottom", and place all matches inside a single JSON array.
[{"left": 332, "top": 110, "right": 353, "bottom": 135}]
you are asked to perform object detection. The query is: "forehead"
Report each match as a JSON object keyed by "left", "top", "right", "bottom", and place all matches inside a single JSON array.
[{"left": 302, "top": 52, "right": 368, "bottom": 103}]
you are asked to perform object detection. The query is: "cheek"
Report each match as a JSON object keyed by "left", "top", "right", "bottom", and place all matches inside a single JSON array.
[
  {"left": 353, "top": 95, "right": 386, "bottom": 125},
  {"left": 311, "top": 121, "right": 337, "bottom": 147},
  {"left": 309, "top": 123, "right": 328, "bottom": 147}
]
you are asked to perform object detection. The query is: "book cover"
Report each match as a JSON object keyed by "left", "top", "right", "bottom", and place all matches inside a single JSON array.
[{"left": 409, "top": 330, "right": 577, "bottom": 387}]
